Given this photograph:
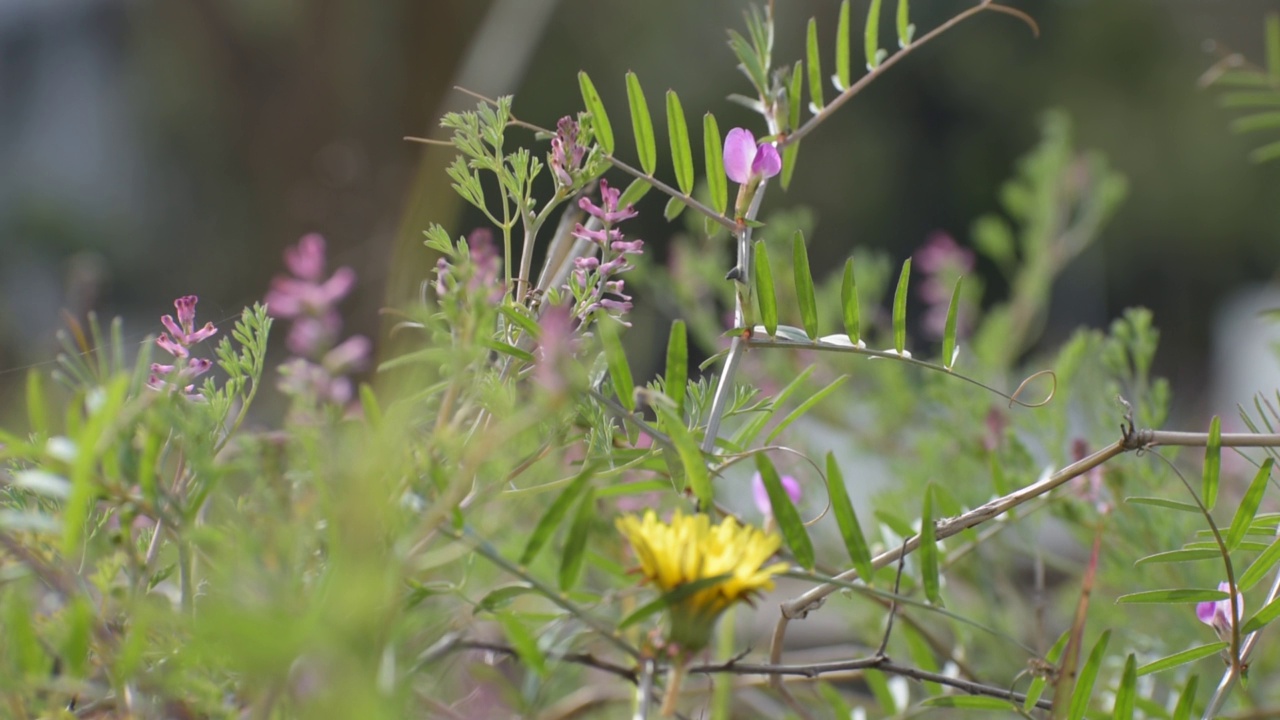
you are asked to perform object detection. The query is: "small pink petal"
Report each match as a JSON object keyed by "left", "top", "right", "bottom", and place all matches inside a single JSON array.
[
  {"left": 723, "top": 128, "right": 758, "bottom": 184},
  {"left": 285, "top": 233, "right": 328, "bottom": 281},
  {"left": 751, "top": 142, "right": 782, "bottom": 179},
  {"left": 751, "top": 472, "right": 802, "bottom": 517}
]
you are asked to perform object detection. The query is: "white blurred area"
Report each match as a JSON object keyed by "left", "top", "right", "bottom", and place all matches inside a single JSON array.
[{"left": 1212, "top": 285, "right": 1280, "bottom": 432}]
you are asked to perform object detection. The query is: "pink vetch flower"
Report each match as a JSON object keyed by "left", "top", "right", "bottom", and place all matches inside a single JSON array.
[
  {"left": 751, "top": 472, "right": 802, "bottom": 518},
  {"left": 149, "top": 295, "right": 218, "bottom": 399},
  {"left": 723, "top": 128, "right": 781, "bottom": 185},
  {"left": 1197, "top": 581, "right": 1244, "bottom": 642}
]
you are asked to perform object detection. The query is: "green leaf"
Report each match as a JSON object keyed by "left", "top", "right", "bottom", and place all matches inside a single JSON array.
[
  {"left": 1231, "top": 111, "right": 1280, "bottom": 133},
  {"left": 757, "top": 455, "right": 814, "bottom": 569},
  {"left": 892, "top": 258, "right": 911, "bottom": 354},
  {"left": 664, "top": 196, "right": 687, "bottom": 221},
  {"left": 703, "top": 114, "right": 728, "bottom": 216},
  {"left": 1024, "top": 631, "right": 1069, "bottom": 712},
  {"left": 1067, "top": 630, "right": 1111, "bottom": 720},
  {"left": 618, "top": 176, "right": 653, "bottom": 209},
  {"left": 559, "top": 488, "right": 596, "bottom": 590},
  {"left": 1242, "top": 592, "right": 1280, "bottom": 634},
  {"left": 61, "top": 598, "right": 93, "bottom": 678},
  {"left": 921, "top": 697, "right": 1017, "bottom": 711},
  {"left": 1113, "top": 654, "right": 1136, "bottom": 720},
  {"left": 620, "top": 573, "right": 731, "bottom": 629},
  {"left": 658, "top": 407, "right": 712, "bottom": 505},
  {"left": 1239, "top": 535, "right": 1280, "bottom": 591},
  {"left": 781, "top": 140, "right": 800, "bottom": 191},
  {"left": 755, "top": 241, "right": 778, "bottom": 337},
  {"left": 1220, "top": 91, "right": 1280, "bottom": 108},
  {"left": 1134, "top": 549, "right": 1220, "bottom": 566},
  {"left": 520, "top": 465, "right": 593, "bottom": 565},
  {"left": 1204, "top": 416, "right": 1222, "bottom": 511},
  {"left": 765, "top": 376, "right": 848, "bottom": 444},
  {"left": 1116, "top": 588, "right": 1229, "bottom": 604},
  {"left": 864, "top": 0, "right": 883, "bottom": 71},
  {"left": 941, "top": 277, "right": 962, "bottom": 369},
  {"left": 826, "top": 453, "right": 874, "bottom": 584},
  {"left": 806, "top": 18, "right": 825, "bottom": 110},
  {"left": 920, "top": 485, "right": 942, "bottom": 605},
  {"left": 896, "top": 0, "right": 914, "bottom": 47},
  {"left": 786, "top": 62, "right": 803, "bottom": 133},
  {"left": 836, "top": 0, "right": 851, "bottom": 90},
  {"left": 474, "top": 585, "right": 536, "bottom": 614},
  {"left": 841, "top": 258, "right": 861, "bottom": 344},
  {"left": 358, "top": 383, "right": 383, "bottom": 428},
  {"left": 793, "top": 231, "right": 819, "bottom": 340},
  {"left": 665, "top": 320, "right": 688, "bottom": 415},
  {"left": 1267, "top": 13, "right": 1280, "bottom": 82},
  {"left": 1125, "top": 496, "right": 1201, "bottom": 513},
  {"left": 497, "top": 613, "right": 547, "bottom": 676},
  {"left": 1228, "top": 458, "right": 1274, "bottom": 550},
  {"left": 864, "top": 668, "right": 896, "bottom": 714},
  {"left": 578, "top": 71, "right": 614, "bottom": 154},
  {"left": 1172, "top": 676, "right": 1198, "bottom": 720},
  {"left": 1249, "top": 138, "right": 1280, "bottom": 163},
  {"left": 727, "top": 30, "right": 768, "bottom": 94},
  {"left": 600, "top": 321, "right": 635, "bottom": 412},
  {"left": 6, "top": 589, "right": 45, "bottom": 675},
  {"left": 1137, "top": 642, "right": 1227, "bottom": 676},
  {"left": 666, "top": 91, "right": 694, "bottom": 194},
  {"left": 626, "top": 72, "right": 657, "bottom": 174}
]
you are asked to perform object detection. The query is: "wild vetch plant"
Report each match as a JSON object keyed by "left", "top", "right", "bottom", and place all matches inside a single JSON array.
[{"left": 6, "top": 3, "right": 1280, "bottom": 719}]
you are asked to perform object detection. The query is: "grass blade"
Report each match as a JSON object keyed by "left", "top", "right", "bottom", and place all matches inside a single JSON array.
[
  {"left": 892, "top": 258, "right": 910, "bottom": 354},
  {"left": 1204, "top": 415, "right": 1222, "bottom": 511},
  {"left": 625, "top": 71, "right": 657, "bottom": 174},
  {"left": 1112, "top": 654, "right": 1136, "bottom": 720},
  {"left": 1066, "top": 630, "right": 1111, "bottom": 720},
  {"left": 704, "top": 113, "right": 728, "bottom": 215},
  {"left": 600, "top": 321, "right": 635, "bottom": 412},
  {"left": 666, "top": 90, "right": 694, "bottom": 194},
  {"left": 755, "top": 240, "right": 778, "bottom": 337},
  {"left": 841, "top": 257, "right": 861, "bottom": 344},
  {"left": 578, "top": 71, "right": 614, "bottom": 154},
  {"left": 757, "top": 454, "right": 814, "bottom": 570},
  {"left": 793, "top": 231, "right": 819, "bottom": 340},
  {"left": 1172, "top": 676, "right": 1198, "bottom": 720},
  {"left": 559, "top": 488, "right": 596, "bottom": 590},
  {"left": 521, "top": 465, "right": 594, "bottom": 565}
]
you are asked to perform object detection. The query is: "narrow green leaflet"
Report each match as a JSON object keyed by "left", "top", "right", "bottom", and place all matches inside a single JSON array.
[
  {"left": 1228, "top": 458, "right": 1274, "bottom": 550},
  {"left": 1251, "top": 139, "right": 1280, "bottom": 163},
  {"left": 620, "top": 574, "right": 730, "bottom": 629},
  {"left": 658, "top": 407, "right": 712, "bottom": 505},
  {"left": 892, "top": 258, "right": 911, "bottom": 354},
  {"left": 786, "top": 63, "right": 802, "bottom": 133},
  {"left": 1112, "top": 654, "right": 1136, "bottom": 720},
  {"left": 765, "top": 376, "right": 848, "bottom": 444},
  {"left": 757, "top": 455, "right": 814, "bottom": 570},
  {"left": 755, "top": 240, "right": 778, "bottom": 337},
  {"left": 841, "top": 258, "right": 861, "bottom": 344},
  {"left": 1067, "top": 630, "right": 1111, "bottom": 720},
  {"left": 703, "top": 114, "right": 728, "bottom": 215},
  {"left": 781, "top": 141, "right": 801, "bottom": 190},
  {"left": 826, "top": 453, "right": 874, "bottom": 583},
  {"left": 1172, "top": 676, "right": 1198, "bottom": 720},
  {"left": 665, "top": 320, "right": 688, "bottom": 415},
  {"left": 666, "top": 91, "right": 694, "bottom": 194},
  {"left": 896, "top": 0, "right": 914, "bottom": 47},
  {"left": 835, "top": 0, "right": 851, "bottom": 90},
  {"left": 941, "top": 277, "right": 962, "bottom": 369},
  {"left": 920, "top": 485, "right": 942, "bottom": 605},
  {"left": 1220, "top": 91, "right": 1280, "bottom": 108},
  {"left": 1125, "top": 496, "right": 1201, "bottom": 513},
  {"left": 474, "top": 585, "right": 536, "bottom": 615},
  {"left": 625, "top": 72, "right": 657, "bottom": 174},
  {"left": 864, "top": 668, "right": 896, "bottom": 714},
  {"left": 1136, "top": 642, "right": 1227, "bottom": 676},
  {"left": 1231, "top": 111, "right": 1280, "bottom": 133},
  {"left": 793, "top": 231, "right": 819, "bottom": 339},
  {"left": 1116, "top": 588, "right": 1229, "bottom": 604},
  {"left": 921, "top": 697, "right": 1016, "bottom": 711},
  {"left": 559, "top": 488, "right": 596, "bottom": 590},
  {"left": 1238, "top": 535, "right": 1280, "bottom": 591},
  {"left": 1134, "top": 549, "right": 1219, "bottom": 566},
  {"left": 1024, "top": 630, "right": 1068, "bottom": 712},
  {"left": 1204, "top": 415, "right": 1222, "bottom": 511},
  {"left": 498, "top": 613, "right": 547, "bottom": 676},
  {"left": 727, "top": 30, "right": 768, "bottom": 95},
  {"left": 864, "top": 0, "right": 883, "bottom": 71},
  {"left": 578, "top": 71, "right": 614, "bottom": 154},
  {"left": 1242, "top": 593, "right": 1280, "bottom": 634},
  {"left": 520, "top": 465, "right": 594, "bottom": 565},
  {"left": 664, "top": 196, "right": 687, "bottom": 221},
  {"left": 618, "top": 176, "right": 653, "bottom": 209},
  {"left": 600, "top": 321, "right": 635, "bottom": 412},
  {"left": 806, "top": 18, "right": 825, "bottom": 110}
]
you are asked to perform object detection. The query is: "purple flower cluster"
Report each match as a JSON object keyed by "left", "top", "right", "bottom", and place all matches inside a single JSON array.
[
  {"left": 549, "top": 116, "right": 587, "bottom": 190},
  {"left": 914, "top": 232, "right": 975, "bottom": 339},
  {"left": 265, "top": 234, "right": 370, "bottom": 405},
  {"left": 149, "top": 295, "right": 218, "bottom": 400},
  {"left": 569, "top": 180, "right": 643, "bottom": 325}
]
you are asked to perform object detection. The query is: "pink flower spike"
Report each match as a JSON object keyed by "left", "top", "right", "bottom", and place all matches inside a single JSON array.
[
  {"left": 285, "top": 234, "right": 328, "bottom": 281},
  {"left": 174, "top": 296, "right": 199, "bottom": 333},
  {"left": 723, "top": 128, "right": 758, "bottom": 184},
  {"left": 751, "top": 472, "right": 802, "bottom": 517}
]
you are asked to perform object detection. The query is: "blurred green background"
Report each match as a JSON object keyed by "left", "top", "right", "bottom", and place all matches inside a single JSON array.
[{"left": 2, "top": 0, "right": 1278, "bottom": 418}]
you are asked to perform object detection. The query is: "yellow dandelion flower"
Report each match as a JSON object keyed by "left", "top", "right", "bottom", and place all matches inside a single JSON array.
[{"left": 616, "top": 509, "right": 788, "bottom": 652}]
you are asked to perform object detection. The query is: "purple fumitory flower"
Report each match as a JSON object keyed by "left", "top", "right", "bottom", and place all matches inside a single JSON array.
[
  {"left": 549, "top": 116, "right": 588, "bottom": 190},
  {"left": 751, "top": 472, "right": 802, "bottom": 518},
  {"left": 1196, "top": 581, "right": 1244, "bottom": 643},
  {"left": 265, "top": 233, "right": 370, "bottom": 406},
  {"left": 149, "top": 295, "right": 218, "bottom": 400},
  {"left": 914, "top": 232, "right": 975, "bottom": 340},
  {"left": 568, "top": 180, "right": 643, "bottom": 325}
]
